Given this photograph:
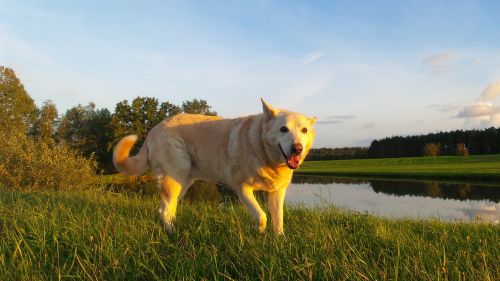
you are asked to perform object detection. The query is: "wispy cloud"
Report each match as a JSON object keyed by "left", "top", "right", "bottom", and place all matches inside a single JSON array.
[
  {"left": 423, "top": 52, "right": 456, "bottom": 67},
  {"left": 301, "top": 51, "right": 323, "bottom": 64},
  {"left": 316, "top": 115, "right": 356, "bottom": 125},
  {"left": 278, "top": 75, "right": 332, "bottom": 108},
  {"left": 316, "top": 120, "right": 343, "bottom": 125},
  {"left": 326, "top": 115, "right": 356, "bottom": 120},
  {"left": 422, "top": 52, "right": 456, "bottom": 73},
  {"left": 0, "top": 26, "right": 87, "bottom": 101},
  {"left": 427, "top": 104, "right": 462, "bottom": 113},
  {"left": 0, "top": 26, "right": 58, "bottom": 68},
  {"left": 361, "top": 122, "right": 376, "bottom": 129}
]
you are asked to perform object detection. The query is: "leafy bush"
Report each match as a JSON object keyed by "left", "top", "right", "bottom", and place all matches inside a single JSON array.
[{"left": 0, "top": 131, "right": 100, "bottom": 190}]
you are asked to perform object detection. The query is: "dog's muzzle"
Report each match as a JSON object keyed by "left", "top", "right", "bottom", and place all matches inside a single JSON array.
[{"left": 279, "top": 143, "right": 301, "bottom": 169}]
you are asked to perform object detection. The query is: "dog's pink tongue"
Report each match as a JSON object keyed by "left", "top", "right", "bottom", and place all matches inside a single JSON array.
[{"left": 287, "top": 155, "right": 301, "bottom": 169}]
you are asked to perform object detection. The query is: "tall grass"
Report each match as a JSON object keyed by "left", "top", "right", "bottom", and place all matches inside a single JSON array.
[{"left": 1, "top": 188, "right": 498, "bottom": 280}]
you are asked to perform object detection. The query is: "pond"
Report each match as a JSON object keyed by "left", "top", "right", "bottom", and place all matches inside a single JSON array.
[
  {"left": 110, "top": 174, "right": 500, "bottom": 223},
  {"left": 287, "top": 176, "right": 500, "bottom": 223}
]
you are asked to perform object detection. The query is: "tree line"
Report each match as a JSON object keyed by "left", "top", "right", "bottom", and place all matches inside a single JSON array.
[
  {"left": 1, "top": 66, "right": 217, "bottom": 173},
  {"left": 307, "top": 128, "right": 498, "bottom": 161},
  {"left": 306, "top": 147, "right": 369, "bottom": 161},
  {"left": 368, "top": 128, "right": 500, "bottom": 158}
]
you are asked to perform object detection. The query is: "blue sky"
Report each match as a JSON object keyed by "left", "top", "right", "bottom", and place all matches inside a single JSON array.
[{"left": 1, "top": 0, "right": 500, "bottom": 147}]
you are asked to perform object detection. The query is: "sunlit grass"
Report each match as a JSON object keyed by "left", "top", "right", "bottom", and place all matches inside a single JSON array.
[
  {"left": 1, "top": 188, "right": 499, "bottom": 280},
  {"left": 299, "top": 154, "right": 500, "bottom": 180}
]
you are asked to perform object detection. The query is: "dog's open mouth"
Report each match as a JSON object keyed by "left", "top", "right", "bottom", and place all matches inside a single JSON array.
[{"left": 279, "top": 143, "right": 301, "bottom": 169}]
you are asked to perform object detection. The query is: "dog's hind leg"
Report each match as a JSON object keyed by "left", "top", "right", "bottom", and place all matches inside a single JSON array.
[
  {"left": 237, "top": 185, "right": 267, "bottom": 233},
  {"left": 157, "top": 175, "right": 184, "bottom": 234}
]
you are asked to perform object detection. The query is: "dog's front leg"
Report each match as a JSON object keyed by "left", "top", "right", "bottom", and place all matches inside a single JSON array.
[
  {"left": 237, "top": 185, "right": 267, "bottom": 233},
  {"left": 268, "top": 188, "right": 286, "bottom": 235}
]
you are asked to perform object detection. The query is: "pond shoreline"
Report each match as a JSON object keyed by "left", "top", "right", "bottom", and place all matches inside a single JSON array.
[
  {"left": 297, "top": 154, "right": 500, "bottom": 183},
  {"left": 294, "top": 171, "right": 500, "bottom": 185}
]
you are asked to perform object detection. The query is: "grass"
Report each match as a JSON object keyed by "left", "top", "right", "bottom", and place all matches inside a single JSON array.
[
  {"left": 1, "top": 188, "right": 499, "bottom": 280},
  {"left": 298, "top": 154, "right": 500, "bottom": 181}
]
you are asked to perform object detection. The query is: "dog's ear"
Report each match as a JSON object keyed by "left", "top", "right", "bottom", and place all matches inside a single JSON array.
[
  {"left": 309, "top": 117, "right": 317, "bottom": 125},
  {"left": 261, "top": 98, "right": 278, "bottom": 119}
]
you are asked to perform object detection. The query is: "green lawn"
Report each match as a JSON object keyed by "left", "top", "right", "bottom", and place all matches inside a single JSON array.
[
  {"left": 1, "top": 188, "right": 499, "bottom": 280},
  {"left": 298, "top": 154, "right": 500, "bottom": 180}
]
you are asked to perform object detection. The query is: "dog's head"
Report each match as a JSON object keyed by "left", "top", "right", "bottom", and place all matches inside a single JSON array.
[{"left": 261, "top": 99, "right": 316, "bottom": 169}]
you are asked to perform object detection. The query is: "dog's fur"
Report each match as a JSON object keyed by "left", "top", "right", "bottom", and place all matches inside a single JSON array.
[{"left": 113, "top": 99, "right": 316, "bottom": 235}]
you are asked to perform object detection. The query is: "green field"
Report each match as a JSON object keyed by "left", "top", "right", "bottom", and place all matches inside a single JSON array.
[
  {"left": 1, "top": 188, "right": 499, "bottom": 280},
  {"left": 298, "top": 154, "right": 500, "bottom": 181}
]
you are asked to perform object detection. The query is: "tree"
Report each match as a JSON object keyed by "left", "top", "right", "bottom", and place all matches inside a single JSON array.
[
  {"left": 58, "top": 103, "right": 115, "bottom": 172},
  {"left": 31, "top": 100, "right": 58, "bottom": 144},
  {"left": 182, "top": 99, "right": 217, "bottom": 116},
  {"left": 423, "top": 143, "right": 440, "bottom": 159},
  {"left": 111, "top": 97, "right": 182, "bottom": 140},
  {"left": 456, "top": 143, "right": 469, "bottom": 158},
  {"left": 59, "top": 103, "right": 95, "bottom": 149},
  {"left": 0, "top": 66, "right": 37, "bottom": 133},
  {"left": 159, "top": 101, "right": 182, "bottom": 119}
]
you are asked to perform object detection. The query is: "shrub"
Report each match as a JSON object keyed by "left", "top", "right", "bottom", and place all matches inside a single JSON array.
[
  {"left": 423, "top": 143, "right": 440, "bottom": 159},
  {"left": 0, "top": 130, "right": 100, "bottom": 190},
  {"left": 456, "top": 143, "right": 469, "bottom": 157}
]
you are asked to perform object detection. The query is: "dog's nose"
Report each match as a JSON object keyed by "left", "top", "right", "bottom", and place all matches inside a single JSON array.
[{"left": 291, "top": 143, "right": 303, "bottom": 154}]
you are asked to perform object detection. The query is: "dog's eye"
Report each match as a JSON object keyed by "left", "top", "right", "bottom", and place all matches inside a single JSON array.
[
  {"left": 280, "top": 126, "right": 289, "bottom": 133},
  {"left": 302, "top": 128, "right": 308, "bottom": 133}
]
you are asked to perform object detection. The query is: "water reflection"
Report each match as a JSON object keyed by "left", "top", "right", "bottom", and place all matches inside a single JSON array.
[
  {"left": 371, "top": 181, "right": 500, "bottom": 202},
  {"left": 288, "top": 175, "right": 500, "bottom": 222},
  {"left": 292, "top": 175, "right": 500, "bottom": 202},
  {"left": 108, "top": 174, "right": 500, "bottom": 222}
]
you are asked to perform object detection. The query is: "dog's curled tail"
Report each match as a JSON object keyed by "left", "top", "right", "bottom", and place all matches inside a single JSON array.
[{"left": 113, "top": 135, "right": 148, "bottom": 176}]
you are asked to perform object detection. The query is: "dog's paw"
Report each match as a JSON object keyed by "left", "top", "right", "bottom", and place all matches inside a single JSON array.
[
  {"left": 164, "top": 224, "right": 177, "bottom": 235},
  {"left": 158, "top": 208, "right": 177, "bottom": 235},
  {"left": 257, "top": 216, "right": 267, "bottom": 233},
  {"left": 273, "top": 228, "right": 284, "bottom": 236}
]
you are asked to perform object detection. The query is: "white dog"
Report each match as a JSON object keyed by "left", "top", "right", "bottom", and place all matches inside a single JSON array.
[{"left": 113, "top": 99, "right": 316, "bottom": 235}]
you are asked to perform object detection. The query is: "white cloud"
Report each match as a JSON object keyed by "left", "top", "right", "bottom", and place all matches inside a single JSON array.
[
  {"left": 301, "top": 51, "right": 323, "bottom": 64},
  {"left": 457, "top": 102, "right": 497, "bottom": 118},
  {"left": 480, "top": 114, "right": 500, "bottom": 128},
  {"left": 454, "top": 82, "right": 500, "bottom": 128},
  {"left": 479, "top": 81, "right": 500, "bottom": 101},
  {"left": 429, "top": 81, "right": 500, "bottom": 129}
]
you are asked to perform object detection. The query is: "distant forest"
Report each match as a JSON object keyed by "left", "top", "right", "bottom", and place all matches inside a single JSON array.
[
  {"left": 307, "top": 127, "right": 500, "bottom": 160},
  {"left": 368, "top": 128, "right": 500, "bottom": 158},
  {"left": 306, "top": 147, "right": 369, "bottom": 161}
]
